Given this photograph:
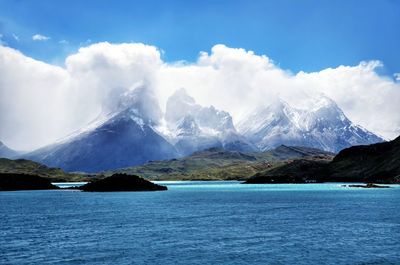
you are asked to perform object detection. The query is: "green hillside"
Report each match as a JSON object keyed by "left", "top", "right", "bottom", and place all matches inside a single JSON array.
[
  {"left": 245, "top": 136, "right": 400, "bottom": 184},
  {"left": 0, "top": 158, "right": 89, "bottom": 182},
  {"left": 110, "top": 146, "right": 334, "bottom": 180}
]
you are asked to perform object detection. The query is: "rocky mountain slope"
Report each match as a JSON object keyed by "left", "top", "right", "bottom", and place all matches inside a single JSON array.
[
  {"left": 237, "top": 97, "right": 383, "bottom": 153},
  {"left": 24, "top": 86, "right": 178, "bottom": 172},
  {"left": 164, "top": 88, "right": 256, "bottom": 155},
  {"left": 20, "top": 87, "right": 384, "bottom": 173}
]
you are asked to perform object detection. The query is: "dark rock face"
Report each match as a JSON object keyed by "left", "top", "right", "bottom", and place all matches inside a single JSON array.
[
  {"left": 0, "top": 173, "right": 60, "bottom": 191},
  {"left": 80, "top": 173, "right": 167, "bottom": 192}
]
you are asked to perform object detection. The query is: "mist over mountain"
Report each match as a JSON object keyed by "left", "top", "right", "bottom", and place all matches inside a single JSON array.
[
  {"left": 0, "top": 141, "right": 18, "bottom": 159},
  {"left": 1, "top": 43, "right": 399, "bottom": 152},
  {"left": 24, "top": 85, "right": 178, "bottom": 172},
  {"left": 163, "top": 88, "right": 256, "bottom": 155},
  {"left": 21, "top": 85, "right": 384, "bottom": 172}
]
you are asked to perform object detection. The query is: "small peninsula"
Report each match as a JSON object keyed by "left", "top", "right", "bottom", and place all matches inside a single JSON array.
[{"left": 0, "top": 173, "right": 60, "bottom": 191}]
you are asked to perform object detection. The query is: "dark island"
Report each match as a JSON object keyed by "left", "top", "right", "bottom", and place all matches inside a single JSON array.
[
  {"left": 0, "top": 173, "right": 60, "bottom": 191},
  {"left": 79, "top": 173, "right": 168, "bottom": 192},
  {"left": 343, "top": 183, "right": 390, "bottom": 188}
]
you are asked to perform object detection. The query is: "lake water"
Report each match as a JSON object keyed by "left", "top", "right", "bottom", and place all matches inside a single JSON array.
[{"left": 1, "top": 181, "right": 400, "bottom": 264}]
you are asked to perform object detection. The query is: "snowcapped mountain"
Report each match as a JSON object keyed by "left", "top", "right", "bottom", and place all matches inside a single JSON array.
[
  {"left": 0, "top": 141, "right": 18, "bottom": 158},
  {"left": 237, "top": 96, "right": 384, "bottom": 153},
  {"left": 164, "top": 88, "right": 256, "bottom": 155},
  {"left": 24, "top": 86, "right": 178, "bottom": 172},
  {"left": 22, "top": 86, "right": 384, "bottom": 172}
]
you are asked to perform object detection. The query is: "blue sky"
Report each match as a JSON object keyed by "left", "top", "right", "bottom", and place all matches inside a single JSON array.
[{"left": 0, "top": 0, "right": 399, "bottom": 75}]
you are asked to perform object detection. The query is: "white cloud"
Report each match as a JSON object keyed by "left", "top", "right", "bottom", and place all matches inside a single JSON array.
[
  {"left": 0, "top": 42, "right": 399, "bottom": 151},
  {"left": 0, "top": 42, "right": 161, "bottom": 150},
  {"left": 394, "top": 73, "right": 400, "bottom": 81},
  {"left": 59, "top": 39, "right": 68, "bottom": 44},
  {"left": 32, "top": 34, "right": 50, "bottom": 41}
]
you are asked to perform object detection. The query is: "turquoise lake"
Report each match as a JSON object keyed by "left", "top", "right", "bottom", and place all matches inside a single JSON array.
[{"left": 1, "top": 181, "right": 399, "bottom": 264}]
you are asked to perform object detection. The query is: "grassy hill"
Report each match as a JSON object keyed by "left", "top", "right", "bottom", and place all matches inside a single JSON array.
[
  {"left": 0, "top": 158, "right": 89, "bottom": 182},
  {"left": 328, "top": 135, "right": 400, "bottom": 183},
  {"left": 0, "top": 145, "right": 334, "bottom": 182},
  {"left": 109, "top": 146, "right": 334, "bottom": 180},
  {"left": 245, "top": 136, "right": 400, "bottom": 184}
]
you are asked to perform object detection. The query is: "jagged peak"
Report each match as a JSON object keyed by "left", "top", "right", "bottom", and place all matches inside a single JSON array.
[
  {"left": 166, "top": 88, "right": 235, "bottom": 132},
  {"left": 250, "top": 97, "right": 293, "bottom": 116},
  {"left": 168, "top": 87, "right": 196, "bottom": 105},
  {"left": 309, "top": 94, "right": 340, "bottom": 111},
  {"left": 102, "top": 84, "right": 162, "bottom": 124},
  {"left": 269, "top": 97, "right": 291, "bottom": 108},
  {"left": 175, "top": 115, "right": 201, "bottom": 136}
]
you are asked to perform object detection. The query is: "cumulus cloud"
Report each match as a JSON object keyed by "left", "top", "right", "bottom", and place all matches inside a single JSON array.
[
  {"left": 157, "top": 45, "right": 400, "bottom": 140},
  {"left": 0, "top": 42, "right": 161, "bottom": 150},
  {"left": 0, "top": 42, "right": 399, "bottom": 150},
  {"left": 32, "top": 34, "right": 50, "bottom": 41}
]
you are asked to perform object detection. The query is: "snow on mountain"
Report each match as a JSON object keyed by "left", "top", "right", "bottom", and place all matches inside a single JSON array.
[
  {"left": 24, "top": 85, "right": 178, "bottom": 172},
  {"left": 237, "top": 96, "right": 384, "bottom": 153},
  {"left": 22, "top": 86, "right": 384, "bottom": 172},
  {"left": 164, "top": 88, "right": 256, "bottom": 155}
]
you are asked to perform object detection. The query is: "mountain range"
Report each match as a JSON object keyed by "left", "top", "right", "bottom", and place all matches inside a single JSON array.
[
  {"left": 6, "top": 86, "right": 384, "bottom": 172},
  {"left": 164, "top": 88, "right": 256, "bottom": 155},
  {"left": 237, "top": 96, "right": 383, "bottom": 153},
  {"left": 23, "top": 86, "right": 178, "bottom": 172}
]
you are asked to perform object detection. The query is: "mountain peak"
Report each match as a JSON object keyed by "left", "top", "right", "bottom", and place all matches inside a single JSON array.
[
  {"left": 165, "top": 88, "right": 200, "bottom": 123},
  {"left": 169, "top": 87, "right": 196, "bottom": 106},
  {"left": 269, "top": 97, "right": 290, "bottom": 108},
  {"left": 238, "top": 95, "right": 384, "bottom": 152},
  {"left": 103, "top": 85, "right": 162, "bottom": 125},
  {"left": 175, "top": 115, "right": 201, "bottom": 136},
  {"left": 174, "top": 87, "right": 195, "bottom": 100}
]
